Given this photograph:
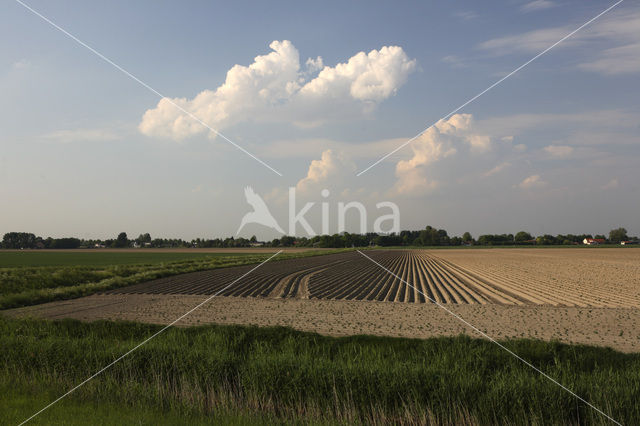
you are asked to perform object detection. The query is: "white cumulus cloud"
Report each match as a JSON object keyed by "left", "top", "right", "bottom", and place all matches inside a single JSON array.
[
  {"left": 296, "top": 149, "right": 356, "bottom": 194},
  {"left": 393, "top": 114, "right": 491, "bottom": 195},
  {"left": 139, "top": 40, "right": 416, "bottom": 140}
]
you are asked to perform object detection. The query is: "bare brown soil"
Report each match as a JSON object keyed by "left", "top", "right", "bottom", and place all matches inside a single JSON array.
[
  {"left": 7, "top": 294, "right": 640, "bottom": 352},
  {"left": 6, "top": 248, "right": 640, "bottom": 352},
  {"left": 104, "top": 249, "right": 640, "bottom": 307}
]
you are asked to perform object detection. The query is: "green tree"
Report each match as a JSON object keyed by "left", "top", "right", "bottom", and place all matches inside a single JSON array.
[
  {"left": 2, "top": 232, "right": 37, "bottom": 249},
  {"left": 514, "top": 231, "right": 533, "bottom": 243},
  {"left": 609, "top": 227, "right": 628, "bottom": 242},
  {"left": 462, "top": 232, "right": 472, "bottom": 242},
  {"left": 114, "top": 232, "right": 129, "bottom": 248},
  {"left": 136, "top": 233, "right": 151, "bottom": 246}
]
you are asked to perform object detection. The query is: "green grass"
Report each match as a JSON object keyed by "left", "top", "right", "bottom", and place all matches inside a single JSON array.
[
  {"left": 1, "top": 383, "right": 272, "bottom": 426},
  {"left": 1, "top": 317, "right": 637, "bottom": 425},
  {"left": 0, "top": 251, "right": 259, "bottom": 268},
  {"left": 0, "top": 249, "right": 349, "bottom": 310}
]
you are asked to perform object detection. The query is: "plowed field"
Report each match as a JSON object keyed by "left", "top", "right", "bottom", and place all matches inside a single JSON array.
[{"left": 108, "top": 249, "right": 640, "bottom": 307}]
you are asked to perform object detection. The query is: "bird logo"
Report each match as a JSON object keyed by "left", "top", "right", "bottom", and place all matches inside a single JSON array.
[{"left": 236, "top": 186, "right": 285, "bottom": 235}]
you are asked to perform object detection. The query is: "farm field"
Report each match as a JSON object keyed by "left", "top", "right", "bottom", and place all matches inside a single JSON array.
[
  {"left": 104, "top": 248, "right": 640, "bottom": 307},
  {"left": 8, "top": 248, "right": 640, "bottom": 352},
  {"left": 0, "top": 249, "right": 347, "bottom": 310}
]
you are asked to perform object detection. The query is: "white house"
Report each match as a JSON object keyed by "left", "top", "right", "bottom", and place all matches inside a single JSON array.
[{"left": 583, "top": 238, "right": 605, "bottom": 245}]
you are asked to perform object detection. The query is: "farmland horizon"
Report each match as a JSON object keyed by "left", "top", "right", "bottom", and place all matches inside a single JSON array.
[
  {"left": 3, "top": 0, "right": 639, "bottom": 424},
  {"left": 1, "top": 225, "right": 637, "bottom": 249}
]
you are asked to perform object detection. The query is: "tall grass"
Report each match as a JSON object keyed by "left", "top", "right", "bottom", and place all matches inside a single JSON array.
[{"left": 1, "top": 317, "right": 637, "bottom": 425}]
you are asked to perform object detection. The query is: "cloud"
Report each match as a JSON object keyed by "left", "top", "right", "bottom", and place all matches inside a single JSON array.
[
  {"left": 393, "top": 114, "right": 491, "bottom": 195},
  {"left": 479, "top": 27, "right": 570, "bottom": 56},
  {"left": 442, "top": 55, "right": 470, "bottom": 69},
  {"left": 454, "top": 11, "right": 479, "bottom": 21},
  {"left": 12, "top": 59, "right": 30, "bottom": 70},
  {"left": 43, "top": 128, "right": 119, "bottom": 143},
  {"left": 601, "top": 178, "right": 619, "bottom": 190},
  {"left": 139, "top": 40, "right": 417, "bottom": 140},
  {"left": 296, "top": 149, "right": 356, "bottom": 194},
  {"left": 518, "top": 174, "right": 546, "bottom": 189},
  {"left": 478, "top": 7, "right": 640, "bottom": 74},
  {"left": 484, "top": 161, "right": 511, "bottom": 177},
  {"left": 578, "top": 42, "right": 640, "bottom": 75},
  {"left": 520, "top": 0, "right": 556, "bottom": 13},
  {"left": 478, "top": 110, "right": 640, "bottom": 146},
  {"left": 544, "top": 145, "right": 574, "bottom": 158}
]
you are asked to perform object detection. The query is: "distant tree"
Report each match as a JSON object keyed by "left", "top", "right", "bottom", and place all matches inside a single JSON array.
[
  {"left": 418, "top": 226, "right": 446, "bottom": 246},
  {"left": 114, "top": 232, "right": 129, "bottom": 248},
  {"left": 450, "top": 236, "right": 463, "bottom": 246},
  {"left": 50, "top": 238, "right": 81, "bottom": 249},
  {"left": 609, "top": 227, "right": 628, "bottom": 242},
  {"left": 250, "top": 235, "right": 257, "bottom": 243},
  {"left": 536, "top": 234, "right": 557, "bottom": 245},
  {"left": 136, "top": 233, "right": 151, "bottom": 246},
  {"left": 514, "top": 231, "right": 533, "bottom": 243},
  {"left": 477, "top": 234, "right": 514, "bottom": 246},
  {"left": 2, "top": 232, "right": 37, "bottom": 249},
  {"left": 462, "top": 232, "right": 473, "bottom": 242},
  {"left": 594, "top": 234, "right": 606, "bottom": 240}
]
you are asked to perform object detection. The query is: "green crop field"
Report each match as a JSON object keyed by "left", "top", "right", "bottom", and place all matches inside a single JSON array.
[
  {"left": 0, "top": 250, "right": 259, "bottom": 268},
  {"left": 1, "top": 318, "right": 637, "bottom": 425}
]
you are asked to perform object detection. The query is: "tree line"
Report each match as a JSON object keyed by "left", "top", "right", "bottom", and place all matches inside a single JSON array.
[{"left": 1, "top": 227, "right": 636, "bottom": 250}]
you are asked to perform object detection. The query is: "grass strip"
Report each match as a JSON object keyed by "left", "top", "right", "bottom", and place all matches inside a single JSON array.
[{"left": 1, "top": 317, "right": 638, "bottom": 425}]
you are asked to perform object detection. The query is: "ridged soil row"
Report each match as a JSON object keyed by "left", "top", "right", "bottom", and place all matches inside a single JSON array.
[
  {"left": 428, "top": 253, "right": 565, "bottom": 306},
  {"left": 416, "top": 255, "right": 475, "bottom": 304},
  {"left": 420, "top": 255, "right": 488, "bottom": 304},
  {"left": 468, "top": 266, "right": 638, "bottom": 307},
  {"left": 419, "top": 253, "right": 518, "bottom": 304},
  {"left": 360, "top": 252, "right": 407, "bottom": 301},
  {"left": 309, "top": 256, "right": 379, "bottom": 299},
  {"left": 436, "top": 255, "right": 548, "bottom": 305}
]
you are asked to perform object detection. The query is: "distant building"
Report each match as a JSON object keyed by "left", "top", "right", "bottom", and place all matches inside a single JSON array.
[
  {"left": 620, "top": 241, "right": 637, "bottom": 245},
  {"left": 583, "top": 238, "right": 605, "bottom": 245}
]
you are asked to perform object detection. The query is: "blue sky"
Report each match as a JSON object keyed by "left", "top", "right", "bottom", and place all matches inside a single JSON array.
[{"left": 1, "top": 0, "right": 638, "bottom": 240}]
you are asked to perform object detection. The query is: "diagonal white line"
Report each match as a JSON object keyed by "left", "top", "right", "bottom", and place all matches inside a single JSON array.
[
  {"left": 18, "top": 250, "right": 284, "bottom": 425},
  {"left": 14, "top": 0, "right": 283, "bottom": 177},
  {"left": 356, "top": 0, "right": 625, "bottom": 176},
  {"left": 356, "top": 250, "right": 621, "bottom": 425}
]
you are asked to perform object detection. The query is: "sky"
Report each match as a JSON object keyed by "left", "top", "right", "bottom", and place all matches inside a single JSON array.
[{"left": 1, "top": 0, "right": 639, "bottom": 240}]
